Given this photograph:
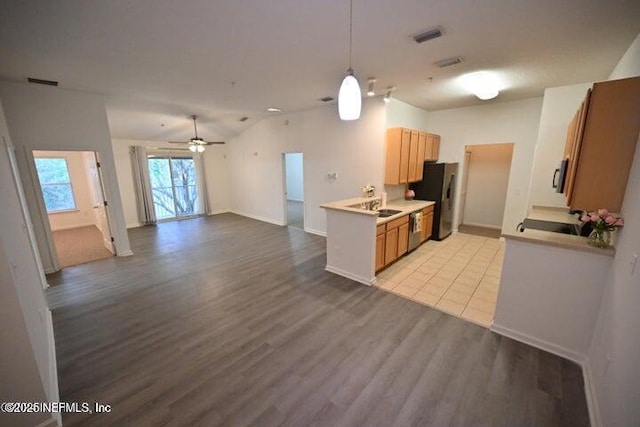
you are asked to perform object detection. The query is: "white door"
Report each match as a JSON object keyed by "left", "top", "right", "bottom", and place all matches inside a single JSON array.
[{"left": 87, "top": 153, "right": 115, "bottom": 254}]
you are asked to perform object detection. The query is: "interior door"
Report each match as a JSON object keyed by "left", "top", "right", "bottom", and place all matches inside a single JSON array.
[{"left": 87, "top": 153, "right": 115, "bottom": 254}]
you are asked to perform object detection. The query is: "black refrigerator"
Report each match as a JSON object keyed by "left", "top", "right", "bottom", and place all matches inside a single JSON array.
[{"left": 409, "top": 162, "right": 458, "bottom": 241}]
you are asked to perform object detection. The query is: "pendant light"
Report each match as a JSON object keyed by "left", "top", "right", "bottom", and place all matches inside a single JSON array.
[{"left": 338, "top": 0, "right": 361, "bottom": 121}]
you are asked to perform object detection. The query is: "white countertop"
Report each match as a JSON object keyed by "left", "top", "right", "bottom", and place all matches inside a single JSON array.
[
  {"left": 320, "top": 197, "right": 435, "bottom": 225},
  {"left": 527, "top": 205, "right": 581, "bottom": 225},
  {"left": 502, "top": 228, "right": 615, "bottom": 257}
]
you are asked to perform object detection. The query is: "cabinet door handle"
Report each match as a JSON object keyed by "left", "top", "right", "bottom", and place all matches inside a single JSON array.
[{"left": 552, "top": 169, "right": 559, "bottom": 188}]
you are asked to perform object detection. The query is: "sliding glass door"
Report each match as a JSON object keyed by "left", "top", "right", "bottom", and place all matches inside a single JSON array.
[{"left": 147, "top": 155, "right": 200, "bottom": 220}]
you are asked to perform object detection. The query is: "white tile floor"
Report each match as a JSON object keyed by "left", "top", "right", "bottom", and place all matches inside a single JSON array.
[{"left": 375, "top": 233, "right": 505, "bottom": 327}]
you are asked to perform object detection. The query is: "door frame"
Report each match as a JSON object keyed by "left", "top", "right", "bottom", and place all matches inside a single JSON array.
[
  {"left": 27, "top": 149, "right": 118, "bottom": 272},
  {"left": 281, "top": 152, "right": 305, "bottom": 229}
]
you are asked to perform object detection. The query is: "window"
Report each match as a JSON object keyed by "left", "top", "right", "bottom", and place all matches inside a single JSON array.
[
  {"left": 34, "top": 157, "right": 77, "bottom": 212},
  {"left": 147, "top": 156, "right": 199, "bottom": 220}
]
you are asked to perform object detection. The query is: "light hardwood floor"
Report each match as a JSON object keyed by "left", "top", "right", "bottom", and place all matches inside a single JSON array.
[{"left": 46, "top": 213, "right": 590, "bottom": 426}]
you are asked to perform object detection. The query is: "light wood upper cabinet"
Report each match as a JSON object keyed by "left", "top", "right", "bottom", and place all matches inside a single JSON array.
[
  {"left": 408, "top": 131, "right": 419, "bottom": 182},
  {"left": 385, "top": 128, "right": 440, "bottom": 185},
  {"left": 385, "top": 128, "right": 411, "bottom": 185},
  {"left": 425, "top": 133, "right": 440, "bottom": 162},
  {"left": 563, "top": 77, "right": 640, "bottom": 212}
]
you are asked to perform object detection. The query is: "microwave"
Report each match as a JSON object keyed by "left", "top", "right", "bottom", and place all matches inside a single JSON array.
[{"left": 553, "top": 159, "right": 568, "bottom": 193}]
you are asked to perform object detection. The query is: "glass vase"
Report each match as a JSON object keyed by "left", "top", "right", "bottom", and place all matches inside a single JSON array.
[{"left": 587, "top": 229, "right": 610, "bottom": 248}]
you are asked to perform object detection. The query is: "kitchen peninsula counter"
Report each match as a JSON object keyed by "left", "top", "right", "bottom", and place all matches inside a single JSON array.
[{"left": 320, "top": 197, "right": 434, "bottom": 285}]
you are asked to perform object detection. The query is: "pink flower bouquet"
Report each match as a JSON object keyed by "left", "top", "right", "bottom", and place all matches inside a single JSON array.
[{"left": 580, "top": 209, "right": 624, "bottom": 232}]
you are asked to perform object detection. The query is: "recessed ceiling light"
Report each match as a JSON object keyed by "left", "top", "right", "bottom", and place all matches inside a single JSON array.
[{"left": 267, "top": 107, "right": 282, "bottom": 113}]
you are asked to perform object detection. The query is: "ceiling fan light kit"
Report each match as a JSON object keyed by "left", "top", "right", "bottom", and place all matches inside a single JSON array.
[
  {"left": 338, "top": 0, "right": 361, "bottom": 121},
  {"left": 168, "top": 115, "right": 225, "bottom": 151}
]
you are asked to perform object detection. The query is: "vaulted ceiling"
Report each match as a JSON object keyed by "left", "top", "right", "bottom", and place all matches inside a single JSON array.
[{"left": 1, "top": 0, "right": 639, "bottom": 142}]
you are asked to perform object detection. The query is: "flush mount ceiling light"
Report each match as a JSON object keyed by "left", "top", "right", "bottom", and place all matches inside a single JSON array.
[
  {"left": 460, "top": 71, "right": 500, "bottom": 100},
  {"left": 383, "top": 86, "right": 395, "bottom": 103},
  {"left": 367, "top": 78, "right": 376, "bottom": 97},
  {"left": 338, "top": 0, "right": 361, "bottom": 121},
  {"left": 267, "top": 107, "right": 282, "bottom": 112}
]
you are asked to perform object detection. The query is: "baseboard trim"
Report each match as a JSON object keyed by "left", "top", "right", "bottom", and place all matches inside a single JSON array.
[
  {"left": 304, "top": 228, "right": 326, "bottom": 237},
  {"left": 490, "top": 323, "right": 585, "bottom": 364},
  {"left": 35, "top": 415, "right": 59, "bottom": 427},
  {"left": 325, "top": 265, "right": 373, "bottom": 286},
  {"left": 231, "top": 210, "right": 285, "bottom": 226},
  {"left": 582, "top": 362, "right": 602, "bottom": 427},
  {"left": 126, "top": 222, "right": 142, "bottom": 229},
  {"left": 208, "top": 209, "right": 231, "bottom": 215},
  {"left": 287, "top": 198, "right": 303, "bottom": 203},
  {"left": 117, "top": 250, "right": 134, "bottom": 257},
  {"left": 460, "top": 221, "right": 502, "bottom": 230},
  {"left": 50, "top": 222, "right": 98, "bottom": 231}
]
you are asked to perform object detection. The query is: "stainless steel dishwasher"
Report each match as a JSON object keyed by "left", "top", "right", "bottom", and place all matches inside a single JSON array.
[{"left": 408, "top": 211, "right": 423, "bottom": 252}]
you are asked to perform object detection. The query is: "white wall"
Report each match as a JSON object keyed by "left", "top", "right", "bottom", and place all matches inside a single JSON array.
[
  {"left": 0, "top": 102, "right": 60, "bottom": 426},
  {"left": 111, "top": 139, "right": 230, "bottom": 228},
  {"left": 228, "top": 98, "right": 386, "bottom": 235},
  {"left": 385, "top": 97, "right": 430, "bottom": 130},
  {"left": 0, "top": 82, "right": 132, "bottom": 272},
  {"left": 528, "top": 83, "right": 592, "bottom": 208},
  {"left": 33, "top": 150, "right": 99, "bottom": 231},
  {"left": 586, "top": 32, "right": 640, "bottom": 427},
  {"left": 285, "top": 152, "right": 304, "bottom": 202},
  {"left": 462, "top": 143, "right": 514, "bottom": 229},
  {"left": 427, "top": 97, "right": 544, "bottom": 233}
]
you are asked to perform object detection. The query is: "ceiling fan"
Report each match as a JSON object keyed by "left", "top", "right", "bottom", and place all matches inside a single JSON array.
[{"left": 169, "top": 115, "right": 224, "bottom": 152}]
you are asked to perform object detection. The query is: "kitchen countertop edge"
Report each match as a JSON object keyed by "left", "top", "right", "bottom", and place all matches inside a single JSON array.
[
  {"left": 502, "top": 229, "right": 615, "bottom": 257},
  {"left": 320, "top": 197, "right": 435, "bottom": 224}
]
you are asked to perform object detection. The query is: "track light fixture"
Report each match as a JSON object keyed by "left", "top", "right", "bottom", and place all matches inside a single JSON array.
[
  {"left": 367, "top": 78, "right": 376, "bottom": 97},
  {"left": 383, "top": 86, "right": 395, "bottom": 103}
]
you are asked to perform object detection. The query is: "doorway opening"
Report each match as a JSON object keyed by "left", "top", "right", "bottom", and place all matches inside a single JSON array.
[
  {"left": 32, "top": 150, "right": 115, "bottom": 268},
  {"left": 458, "top": 143, "right": 514, "bottom": 238},
  {"left": 283, "top": 153, "right": 304, "bottom": 230}
]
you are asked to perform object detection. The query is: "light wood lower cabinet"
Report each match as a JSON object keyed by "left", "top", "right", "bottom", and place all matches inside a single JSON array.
[
  {"left": 421, "top": 205, "right": 434, "bottom": 242},
  {"left": 376, "top": 215, "right": 410, "bottom": 272},
  {"left": 375, "top": 225, "right": 386, "bottom": 271},
  {"left": 384, "top": 227, "right": 399, "bottom": 265}
]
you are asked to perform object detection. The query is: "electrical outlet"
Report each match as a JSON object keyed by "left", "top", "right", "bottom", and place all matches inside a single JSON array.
[{"left": 631, "top": 253, "right": 638, "bottom": 276}]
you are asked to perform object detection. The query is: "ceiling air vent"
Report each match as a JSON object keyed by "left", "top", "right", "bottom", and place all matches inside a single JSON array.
[
  {"left": 412, "top": 26, "right": 444, "bottom": 44},
  {"left": 435, "top": 57, "right": 463, "bottom": 68},
  {"left": 27, "top": 77, "right": 59, "bottom": 86},
  {"left": 320, "top": 96, "right": 334, "bottom": 102},
  {"left": 239, "top": 116, "right": 249, "bottom": 122}
]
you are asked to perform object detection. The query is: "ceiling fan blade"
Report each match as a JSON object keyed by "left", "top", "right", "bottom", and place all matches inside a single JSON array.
[
  {"left": 168, "top": 141, "right": 189, "bottom": 144},
  {"left": 204, "top": 141, "right": 225, "bottom": 145}
]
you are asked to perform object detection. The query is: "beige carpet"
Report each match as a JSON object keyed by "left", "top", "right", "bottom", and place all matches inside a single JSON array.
[
  {"left": 52, "top": 225, "right": 113, "bottom": 268},
  {"left": 458, "top": 224, "right": 502, "bottom": 239}
]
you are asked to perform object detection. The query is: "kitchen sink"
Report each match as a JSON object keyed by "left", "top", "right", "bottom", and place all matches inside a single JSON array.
[{"left": 377, "top": 209, "right": 402, "bottom": 218}]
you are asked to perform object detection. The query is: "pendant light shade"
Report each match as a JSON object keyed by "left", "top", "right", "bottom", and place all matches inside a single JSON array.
[
  {"left": 337, "top": 0, "right": 361, "bottom": 121},
  {"left": 338, "top": 69, "right": 362, "bottom": 120}
]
